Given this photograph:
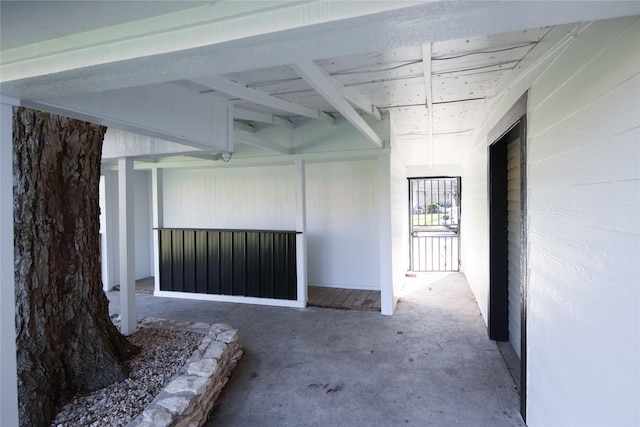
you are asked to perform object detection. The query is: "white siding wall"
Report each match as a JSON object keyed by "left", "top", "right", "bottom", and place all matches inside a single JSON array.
[
  {"left": 161, "top": 161, "right": 382, "bottom": 291},
  {"left": 460, "top": 135, "right": 490, "bottom": 308},
  {"left": 162, "top": 166, "right": 297, "bottom": 230},
  {"left": 100, "top": 169, "right": 154, "bottom": 286},
  {"left": 306, "top": 160, "right": 381, "bottom": 290},
  {"left": 134, "top": 171, "right": 153, "bottom": 278},
  {"left": 462, "top": 16, "right": 639, "bottom": 426}
]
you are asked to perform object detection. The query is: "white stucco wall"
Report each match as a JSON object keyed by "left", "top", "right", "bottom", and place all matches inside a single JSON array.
[{"left": 462, "top": 16, "right": 639, "bottom": 426}]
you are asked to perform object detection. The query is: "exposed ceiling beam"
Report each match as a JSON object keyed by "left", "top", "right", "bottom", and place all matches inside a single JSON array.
[
  {"left": 422, "top": 43, "right": 432, "bottom": 111},
  {"left": 422, "top": 43, "right": 434, "bottom": 168},
  {"left": 234, "top": 107, "right": 293, "bottom": 129},
  {"left": 233, "top": 130, "right": 291, "bottom": 155},
  {"left": 291, "top": 61, "right": 383, "bottom": 148},
  {"left": 342, "top": 88, "right": 382, "bottom": 122},
  {"left": 233, "top": 120, "right": 255, "bottom": 133},
  {"left": 23, "top": 85, "right": 233, "bottom": 152},
  {"left": 180, "top": 152, "right": 228, "bottom": 162},
  {"left": 193, "top": 75, "right": 335, "bottom": 124},
  {"left": 319, "top": 72, "right": 381, "bottom": 121}
]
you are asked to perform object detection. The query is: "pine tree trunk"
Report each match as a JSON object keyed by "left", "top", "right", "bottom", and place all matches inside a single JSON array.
[{"left": 13, "top": 107, "right": 139, "bottom": 427}]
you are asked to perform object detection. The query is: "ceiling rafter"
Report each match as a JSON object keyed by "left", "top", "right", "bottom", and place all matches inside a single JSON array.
[
  {"left": 341, "top": 87, "right": 382, "bottom": 121},
  {"left": 422, "top": 43, "right": 432, "bottom": 111},
  {"left": 193, "top": 75, "right": 335, "bottom": 125},
  {"left": 233, "top": 129, "right": 291, "bottom": 155},
  {"left": 233, "top": 121, "right": 255, "bottom": 133},
  {"left": 291, "top": 61, "right": 383, "bottom": 149},
  {"left": 234, "top": 107, "right": 293, "bottom": 129},
  {"left": 181, "top": 152, "right": 229, "bottom": 162},
  {"left": 422, "top": 43, "right": 434, "bottom": 168},
  {"left": 319, "top": 74, "right": 382, "bottom": 121}
]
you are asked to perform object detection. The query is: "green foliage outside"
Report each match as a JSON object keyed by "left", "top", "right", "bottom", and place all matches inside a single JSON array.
[{"left": 412, "top": 214, "right": 444, "bottom": 226}]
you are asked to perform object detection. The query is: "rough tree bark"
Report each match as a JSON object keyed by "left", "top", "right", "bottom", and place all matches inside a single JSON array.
[{"left": 13, "top": 107, "right": 139, "bottom": 427}]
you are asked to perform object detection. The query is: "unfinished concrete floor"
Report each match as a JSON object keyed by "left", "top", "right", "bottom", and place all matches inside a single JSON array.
[{"left": 108, "top": 273, "right": 524, "bottom": 426}]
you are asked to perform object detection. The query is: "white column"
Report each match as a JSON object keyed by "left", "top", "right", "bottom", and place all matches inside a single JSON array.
[
  {"left": 99, "top": 175, "right": 109, "bottom": 291},
  {"left": 0, "top": 99, "right": 19, "bottom": 426},
  {"left": 106, "top": 172, "right": 119, "bottom": 289},
  {"left": 100, "top": 173, "right": 113, "bottom": 292},
  {"left": 378, "top": 154, "right": 395, "bottom": 315},
  {"left": 100, "top": 170, "right": 119, "bottom": 291},
  {"left": 118, "top": 157, "right": 136, "bottom": 335},
  {"left": 295, "top": 160, "right": 308, "bottom": 305},
  {"left": 151, "top": 168, "right": 163, "bottom": 294}
]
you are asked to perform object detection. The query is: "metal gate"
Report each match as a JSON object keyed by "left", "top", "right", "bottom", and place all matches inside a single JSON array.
[{"left": 409, "top": 177, "right": 461, "bottom": 272}]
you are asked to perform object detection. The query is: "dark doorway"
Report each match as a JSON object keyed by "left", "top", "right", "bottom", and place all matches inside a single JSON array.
[
  {"left": 488, "top": 93, "right": 528, "bottom": 421},
  {"left": 408, "top": 177, "right": 461, "bottom": 272}
]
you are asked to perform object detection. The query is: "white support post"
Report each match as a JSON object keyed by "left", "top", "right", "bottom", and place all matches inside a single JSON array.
[
  {"left": 378, "top": 154, "right": 395, "bottom": 315},
  {"left": 118, "top": 157, "right": 136, "bottom": 335},
  {"left": 99, "top": 175, "right": 109, "bottom": 292},
  {"left": 0, "top": 99, "right": 19, "bottom": 427},
  {"left": 100, "top": 171, "right": 119, "bottom": 292},
  {"left": 295, "top": 160, "right": 308, "bottom": 306},
  {"left": 151, "top": 168, "right": 163, "bottom": 294}
]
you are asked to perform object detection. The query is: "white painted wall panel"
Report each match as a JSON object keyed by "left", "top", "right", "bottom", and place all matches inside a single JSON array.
[
  {"left": 134, "top": 171, "right": 153, "bottom": 278},
  {"left": 162, "top": 165, "right": 297, "bottom": 230},
  {"left": 100, "top": 170, "right": 153, "bottom": 286},
  {"left": 459, "top": 137, "right": 489, "bottom": 304},
  {"left": 306, "top": 160, "right": 380, "bottom": 289},
  {"left": 462, "top": 15, "right": 640, "bottom": 426}
]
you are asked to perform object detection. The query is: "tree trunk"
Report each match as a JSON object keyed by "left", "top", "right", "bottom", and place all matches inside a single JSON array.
[{"left": 13, "top": 107, "right": 139, "bottom": 427}]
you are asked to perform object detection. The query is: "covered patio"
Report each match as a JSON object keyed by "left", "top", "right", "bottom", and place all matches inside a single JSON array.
[{"left": 108, "top": 273, "right": 523, "bottom": 426}]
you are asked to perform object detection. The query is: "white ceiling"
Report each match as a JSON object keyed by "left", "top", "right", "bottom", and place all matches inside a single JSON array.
[
  {"left": 1, "top": 1, "right": 637, "bottom": 167},
  {"left": 0, "top": 1, "right": 207, "bottom": 50}
]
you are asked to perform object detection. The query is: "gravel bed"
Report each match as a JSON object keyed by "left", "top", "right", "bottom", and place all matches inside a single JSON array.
[{"left": 51, "top": 328, "right": 202, "bottom": 427}]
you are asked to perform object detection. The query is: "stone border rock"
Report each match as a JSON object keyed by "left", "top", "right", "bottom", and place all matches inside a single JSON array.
[{"left": 119, "top": 317, "right": 243, "bottom": 427}]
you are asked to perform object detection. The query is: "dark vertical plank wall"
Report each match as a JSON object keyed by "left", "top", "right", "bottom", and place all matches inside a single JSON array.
[{"left": 159, "top": 229, "right": 298, "bottom": 300}]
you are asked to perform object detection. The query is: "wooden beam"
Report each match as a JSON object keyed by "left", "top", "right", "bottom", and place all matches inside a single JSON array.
[
  {"left": 181, "top": 152, "right": 228, "bottom": 161},
  {"left": 24, "top": 85, "right": 233, "bottom": 152},
  {"left": 422, "top": 43, "right": 433, "bottom": 111},
  {"left": 194, "top": 75, "right": 335, "bottom": 124},
  {"left": 234, "top": 130, "right": 291, "bottom": 155},
  {"left": 233, "top": 120, "right": 256, "bottom": 133},
  {"left": 291, "top": 61, "right": 383, "bottom": 148},
  {"left": 342, "top": 88, "right": 382, "bottom": 121},
  {"left": 422, "top": 43, "right": 434, "bottom": 167},
  {"left": 234, "top": 108, "right": 293, "bottom": 129}
]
